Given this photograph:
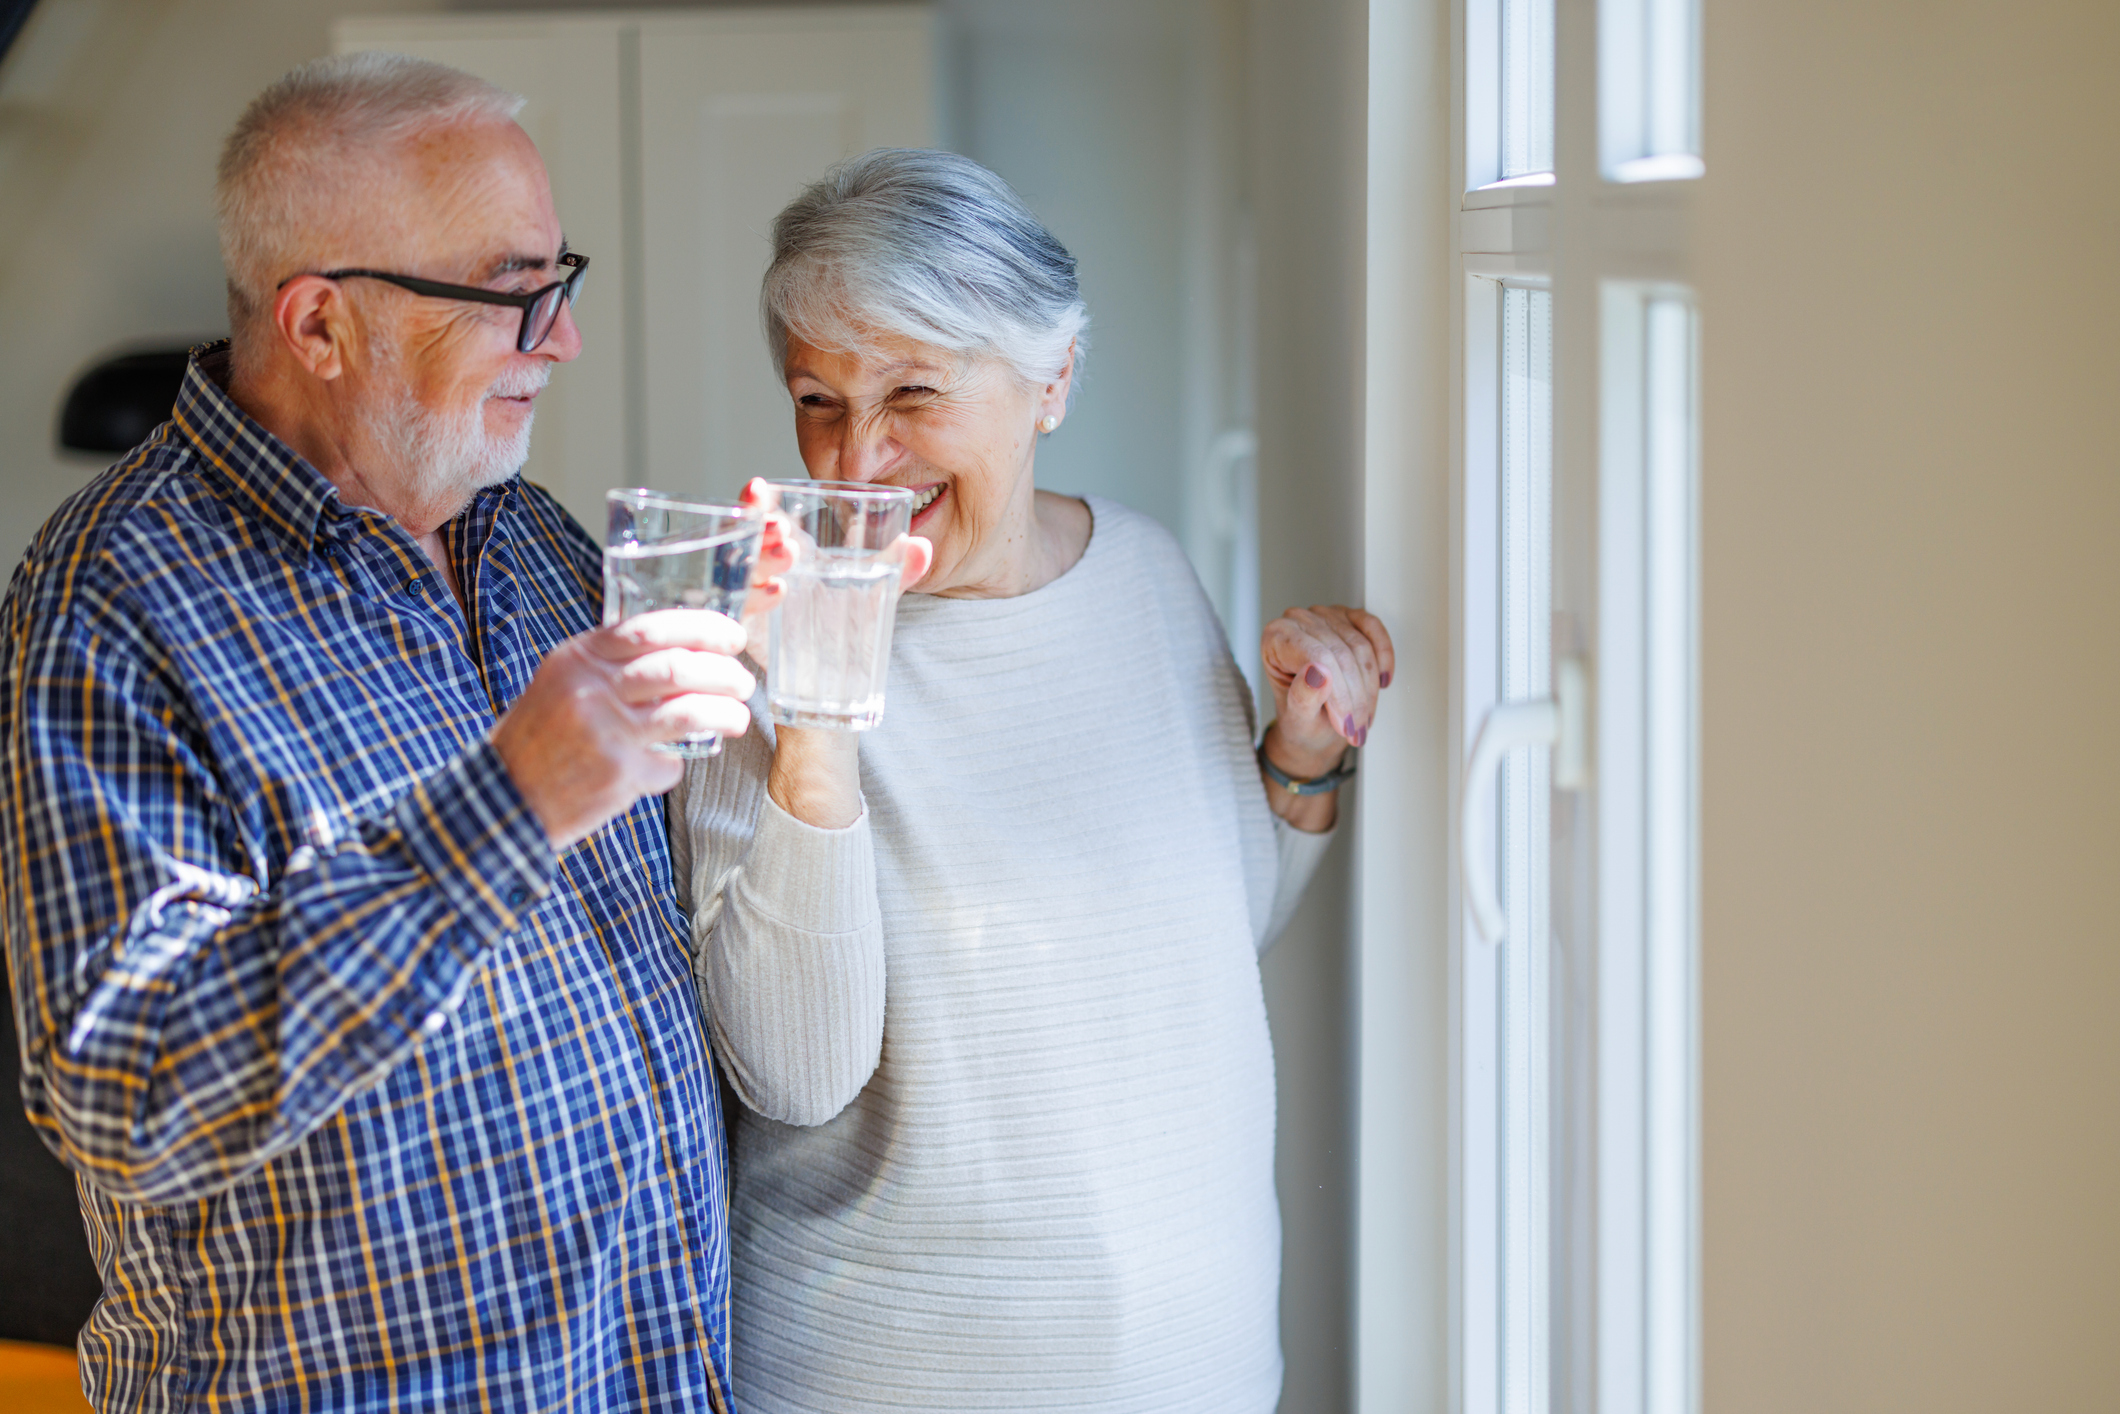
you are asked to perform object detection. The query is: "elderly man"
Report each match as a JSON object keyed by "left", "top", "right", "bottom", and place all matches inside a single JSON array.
[{"left": 0, "top": 54, "right": 753, "bottom": 1410}]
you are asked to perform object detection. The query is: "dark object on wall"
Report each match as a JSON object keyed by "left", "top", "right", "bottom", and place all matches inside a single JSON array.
[
  {"left": 0, "top": 976, "right": 101, "bottom": 1347},
  {"left": 58, "top": 346, "right": 200, "bottom": 454},
  {"left": 0, "top": 1, "right": 40, "bottom": 71}
]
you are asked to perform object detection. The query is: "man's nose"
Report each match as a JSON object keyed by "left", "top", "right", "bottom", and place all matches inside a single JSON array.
[{"left": 538, "top": 298, "right": 584, "bottom": 363}]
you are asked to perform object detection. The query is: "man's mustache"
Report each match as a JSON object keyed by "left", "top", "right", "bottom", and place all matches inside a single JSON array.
[{"left": 488, "top": 367, "right": 552, "bottom": 401}]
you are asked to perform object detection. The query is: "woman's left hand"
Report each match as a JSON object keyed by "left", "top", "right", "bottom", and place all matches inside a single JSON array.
[
  {"left": 735, "top": 479, "right": 798, "bottom": 659},
  {"left": 734, "top": 478, "right": 933, "bottom": 658},
  {"left": 1259, "top": 605, "right": 1394, "bottom": 829}
]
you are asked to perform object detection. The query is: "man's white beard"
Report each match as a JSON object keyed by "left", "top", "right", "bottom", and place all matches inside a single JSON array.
[{"left": 358, "top": 358, "right": 549, "bottom": 524}]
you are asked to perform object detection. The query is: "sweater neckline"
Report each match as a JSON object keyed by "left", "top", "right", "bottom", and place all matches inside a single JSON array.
[{"left": 898, "top": 494, "right": 1105, "bottom": 620}]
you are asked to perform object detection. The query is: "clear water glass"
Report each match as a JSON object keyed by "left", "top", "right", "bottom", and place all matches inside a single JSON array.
[
  {"left": 603, "top": 489, "right": 763, "bottom": 757},
  {"left": 766, "top": 480, "right": 915, "bottom": 731}
]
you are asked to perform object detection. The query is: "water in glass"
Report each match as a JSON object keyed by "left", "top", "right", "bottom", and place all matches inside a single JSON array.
[
  {"left": 769, "top": 548, "right": 899, "bottom": 730},
  {"left": 603, "top": 520, "right": 757, "bottom": 757}
]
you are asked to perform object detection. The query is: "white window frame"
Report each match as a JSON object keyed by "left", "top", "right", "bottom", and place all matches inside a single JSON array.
[{"left": 1448, "top": 0, "right": 1703, "bottom": 1411}]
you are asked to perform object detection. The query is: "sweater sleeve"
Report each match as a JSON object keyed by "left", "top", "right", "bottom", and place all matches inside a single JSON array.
[
  {"left": 1260, "top": 814, "right": 1336, "bottom": 953},
  {"left": 669, "top": 738, "right": 885, "bottom": 1127}
]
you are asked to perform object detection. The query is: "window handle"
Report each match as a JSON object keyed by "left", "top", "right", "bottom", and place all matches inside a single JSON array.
[{"left": 1461, "top": 657, "right": 1589, "bottom": 945}]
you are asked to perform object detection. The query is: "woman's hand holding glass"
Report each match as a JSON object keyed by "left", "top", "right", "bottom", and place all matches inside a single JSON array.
[
  {"left": 734, "top": 478, "right": 932, "bottom": 831},
  {"left": 1260, "top": 605, "right": 1396, "bottom": 831},
  {"left": 732, "top": 478, "right": 798, "bottom": 650}
]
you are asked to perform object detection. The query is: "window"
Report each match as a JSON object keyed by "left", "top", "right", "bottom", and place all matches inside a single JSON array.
[
  {"left": 1598, "top": 287, "right": 1700, "bottom": 1414},
  {"left": 1601, "top": 0, "right": 1704, "bottom": 180},
  {"left": 1468, "top": 0, "right": 1555, "bottom": 189},
  {"left": 1453, "top": 0, "right": 1701, "bottom": 1411},
  {"left": 1460, "top": 276, "right": 1555, "bottom": 1414}
]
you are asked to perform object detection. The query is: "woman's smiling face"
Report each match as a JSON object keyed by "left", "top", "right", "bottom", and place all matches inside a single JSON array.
[{"left": 783, "top": 328, "right": 1068, "bottom": 598}]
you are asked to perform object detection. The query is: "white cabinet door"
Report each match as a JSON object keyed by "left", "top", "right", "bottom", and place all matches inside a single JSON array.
[
  {"left": 636, "top": 7, "right": 936, "bottom": 499},
  {"left": 333, "top": 16, "right": 629, "bottom": 533}
]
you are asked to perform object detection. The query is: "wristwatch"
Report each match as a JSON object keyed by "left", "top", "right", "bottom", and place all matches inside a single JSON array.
[{"left": 1256, "top": 732, "right": 1359, "bottom": 796}]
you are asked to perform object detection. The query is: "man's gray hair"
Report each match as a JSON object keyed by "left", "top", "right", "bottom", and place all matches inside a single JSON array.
[
  {"left": 216, "top": 53, "right": 524, "bottom": 344},
  {"left": 762, "top": 149, "right": 1089, "bottom": 394}
]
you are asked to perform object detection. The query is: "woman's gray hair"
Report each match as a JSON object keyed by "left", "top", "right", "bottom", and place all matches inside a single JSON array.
[
  {"left": 762, "top": 149, "right": 1089, "bottom": 395},
  {"left": 216, "top": 53, "right": 524, "bottom": 344}
]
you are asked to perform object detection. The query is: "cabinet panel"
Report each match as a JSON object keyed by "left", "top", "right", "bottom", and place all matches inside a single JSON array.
[{"left": 637, "top": 7, "right": 937, "bottom": 499}]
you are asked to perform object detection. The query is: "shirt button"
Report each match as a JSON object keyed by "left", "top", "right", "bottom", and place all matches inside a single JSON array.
[
  {"left": 420, "top": 1011, "right": 448, "bottom": 1036},
  {"left": 505, "top": 885, "right": 529, "bottom": 908}
]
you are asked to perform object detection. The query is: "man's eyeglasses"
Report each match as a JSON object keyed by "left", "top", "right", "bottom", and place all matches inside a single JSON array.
[{"left": 284, "top": 250, "right": 589, "bottom": 353}]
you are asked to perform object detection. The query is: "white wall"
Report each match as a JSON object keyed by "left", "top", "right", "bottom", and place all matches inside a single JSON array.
[
  {"left": 941, "top": 0, "right": 1188, "bottom": 536},
  {"left": 1358, "top": 0, "right": 1449, "bottom": 1406},
  {"left": 1698, "top": 2, "right": 2120, "bottom": 1410},
  {"left": 940, "top": 0, "right": 1259, "bottom": 644},
  {"left": 1246, "top": 0, "right": 1369, "bottom": 1408}
]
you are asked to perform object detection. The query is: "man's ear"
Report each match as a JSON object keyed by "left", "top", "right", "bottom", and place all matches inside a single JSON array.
[{"left": 270, "top": 276, "right": 354, "bottom": 381}]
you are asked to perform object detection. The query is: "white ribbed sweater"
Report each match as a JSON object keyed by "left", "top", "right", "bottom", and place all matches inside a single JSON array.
[{"left": 669, "top": 498, "right": 1331, "bottom": 1413}]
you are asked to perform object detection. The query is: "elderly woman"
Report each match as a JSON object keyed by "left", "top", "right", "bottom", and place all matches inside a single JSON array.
[{"left": 669, "top": 149, "right": 1392, "bottom": 1413}]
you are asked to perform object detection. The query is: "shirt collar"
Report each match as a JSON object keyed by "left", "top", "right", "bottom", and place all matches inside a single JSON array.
[{"left": 171, "top": 340, "right": 347, "bottom": 556}]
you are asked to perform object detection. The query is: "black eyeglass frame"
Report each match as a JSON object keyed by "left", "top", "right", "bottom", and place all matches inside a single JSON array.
[{"left": 283, "top": 250, "right": 589, "bottom": 353}]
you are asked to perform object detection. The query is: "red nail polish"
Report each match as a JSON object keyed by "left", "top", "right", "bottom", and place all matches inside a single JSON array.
[
  {"left": 1305, "top": 665, "right": 1327, "bottom": 689},
  {"left": 1379, "top": 670, "right": 1393, "bottom": 689}
]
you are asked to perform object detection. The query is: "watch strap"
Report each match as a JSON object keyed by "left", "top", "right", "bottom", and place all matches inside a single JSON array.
[{"left": 1257, "top": 737, "right": 1358, "bottom": 796}]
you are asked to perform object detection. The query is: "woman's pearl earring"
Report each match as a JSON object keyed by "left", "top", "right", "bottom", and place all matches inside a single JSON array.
[{"left": 1039, "top": 415, "right": 1060, "bottom": 434}]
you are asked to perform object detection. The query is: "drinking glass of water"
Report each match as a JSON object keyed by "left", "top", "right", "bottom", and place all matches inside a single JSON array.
[
  {"left": 765, "top": 480, "right": 916, "bottom": 731},
  {"left": 604, "top": 489, "right": 764, "bottom": 757}
]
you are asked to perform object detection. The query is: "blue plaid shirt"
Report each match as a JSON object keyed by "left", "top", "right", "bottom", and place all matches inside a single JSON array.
[{"left": 1, "top": 346, "right": 733, "bottom": 1411}]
